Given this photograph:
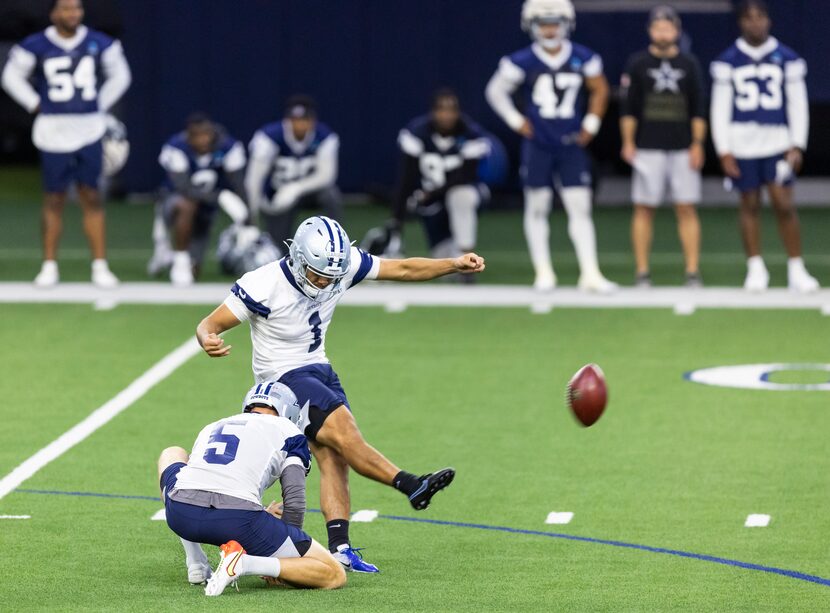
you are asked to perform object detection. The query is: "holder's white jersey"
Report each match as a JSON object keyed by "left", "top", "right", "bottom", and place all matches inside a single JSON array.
[
  {"left": 223, "top": 249, "right": 379, "bottom": 382},
  {"left": 172, "top": 412, "right": 310, "bottom": 507}
]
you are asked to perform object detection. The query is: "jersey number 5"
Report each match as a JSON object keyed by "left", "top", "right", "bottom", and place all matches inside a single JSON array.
[
  {"left": 532, "top": 73, "right": 582, "bottom": 119},
  {"left": 43, "top": 56, "right": 97, "bottom": 103},
  {"left": 203, "top": 421, "right": 244, "bottom": 465},
  {"left": 733, "top": 64, "right": 783, "bottom": 112}
]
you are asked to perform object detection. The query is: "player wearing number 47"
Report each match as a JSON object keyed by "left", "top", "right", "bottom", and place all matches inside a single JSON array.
[
  {"left": 486, "top": 0, "right": 616, "bottom": 293},
  {"left": 197, "top": 216, "right": 484, "bottom": 573},
  {"left": 1, "top": 0, "right": 130, "bottom": 288},
  {"left": 710, "top": 0, "right": 819, "bottom": 293}
]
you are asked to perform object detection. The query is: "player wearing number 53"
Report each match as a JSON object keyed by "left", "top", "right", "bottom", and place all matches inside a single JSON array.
[
  {"left": 196, "top": 216, "right": 484, "bottom": 573},
  {"left": 710, "top": 0, "right": 818, "bottom": 293},
  {"left": 1, "top": 0, "right": 130, "bottom": 288},
  {"left": 486, "top": 0, "right": 615, "bottom": 293}
]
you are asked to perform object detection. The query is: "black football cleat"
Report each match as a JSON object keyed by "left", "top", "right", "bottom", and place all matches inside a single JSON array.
[{"left": 408, "top": 468, "right": 456, "bottom": 510}]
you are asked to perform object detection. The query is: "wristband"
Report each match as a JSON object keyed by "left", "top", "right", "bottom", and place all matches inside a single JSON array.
[{"left": 581, "top": 113, "right": 601, "bottom": 136}]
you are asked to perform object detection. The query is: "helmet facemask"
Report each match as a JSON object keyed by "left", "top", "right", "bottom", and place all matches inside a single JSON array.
[
  {"left": 531, "top": 17, "right": 571, "bottom": 49},
  {"left": 286, "top": 216, "right": 352, "bottom": 303}
]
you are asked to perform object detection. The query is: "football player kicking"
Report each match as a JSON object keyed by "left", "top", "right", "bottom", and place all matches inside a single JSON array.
[
  {"left": 157, "top": 381, "right": 346, "bottom": 595},
  {"left": 196, "top": 216, "right": 485, "bottom": 572},
  {"left": 486, "top": 0, "right": 616, "bottom": 293}
]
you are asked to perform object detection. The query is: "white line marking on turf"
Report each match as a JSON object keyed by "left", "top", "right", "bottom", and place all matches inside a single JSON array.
[
  {"left": 0, "top": 337, "right": 201, "bottom": 501},
  {"left": 530, "top": 302, "right": 553, "bottom": 314},
  {"left": 545, "top": 511, "right": 574, "bottom": 525},
  {"left": 745, "top": 514, "right": 771, "bottom": 527},
  {"left": 151, "top": 509, "right": 166, "bottom": 521},
  {"left": 673, "top": 302, "right": 696, "bottom": 316},
  {"left": 821, "top": 304, "right": 830, "bottom": 316},
  {"left": 93, "top": 297, "right": 119, "bottom": 311},
  {"left": 384, "top": 301, "right": 408, "bottom": 313},
  {"left": 0, "top": 515, "right": 31, "bottom": 519},
  {"left": 350, "top": 509, "right": 379, "bottom": 523}
]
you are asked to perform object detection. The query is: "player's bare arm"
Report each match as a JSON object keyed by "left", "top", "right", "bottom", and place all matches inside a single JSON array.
[
  {"left": 689, "top": 118, "right": 707, "bottom": 170},
  {"left": 620, "top": 115, "right": 638, "bottom": 165},
  {"left": 196, "top": 304, "right": 241, "bottom": 357},
  {"left": 578, "top": 74, "right": 609, "bottom": 146},
  {"left": 376, "top": 253, "right": 485, "bottom": 282}
]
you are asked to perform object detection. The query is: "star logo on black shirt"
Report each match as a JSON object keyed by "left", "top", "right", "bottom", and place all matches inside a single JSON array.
[{"left": 648, "top": 60, "right": 685, "bottom": 93}]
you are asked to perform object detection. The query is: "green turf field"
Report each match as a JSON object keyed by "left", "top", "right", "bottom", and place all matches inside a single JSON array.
[
  {"left": 1, "top": 166, "right": 828, "bottom": 288},
  {"left": 1, "top": 302, "right": 830, "bottom": 611}
]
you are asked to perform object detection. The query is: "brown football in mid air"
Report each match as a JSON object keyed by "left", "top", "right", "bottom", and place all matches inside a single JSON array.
[{"left": 567, "top": 364, "right": 608, "bottom": 427}]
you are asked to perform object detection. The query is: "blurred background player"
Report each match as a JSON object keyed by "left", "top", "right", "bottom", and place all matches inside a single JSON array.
[
  {"left": 620, "top": 5, "right": 706, "bottom": 288},
  {"left": 710, "top": 0, "right": 818, "bottom": 293},
  {"left": 1, "top": 0, "right": 130, "bottom": 288},
  {"left": 149, "top": 113, "right": 249, "bottom": 286},
  {"left": 196, "top": 216, "right": 483, "bottom": 572},
  {"left": 157, "top": 381, "right": 346, "bottom": 594},
  {"left": 245, "top": 95, "right": 342, "bottom": 247},
  {"left": 486, "top": 0, "right": 615, "bottom": 293},
  {"left": 386, "top": 89, "right": 490, "bottom": 271}
]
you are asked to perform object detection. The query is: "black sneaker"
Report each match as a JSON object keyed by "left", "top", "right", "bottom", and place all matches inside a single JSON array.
[
  {"left": 685, "top": 272, "right": 703, "bottom": 288},
  {"left": 408, "top": 468, "right": 455, "bottom": 510},
  {"left": 635, "top": 272, "right": 652, "bottom": 288}
]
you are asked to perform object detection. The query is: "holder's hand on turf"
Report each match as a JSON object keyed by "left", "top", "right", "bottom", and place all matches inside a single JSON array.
[
  {"left": 454, "top": 253, "right": 485, "bottom": 274},
  {"left": 201, "top": 332, "right": 231, "bottom": 358}
]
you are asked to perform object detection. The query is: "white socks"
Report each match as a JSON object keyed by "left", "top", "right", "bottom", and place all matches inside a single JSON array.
[
  {"left": 445, "top": 185, "right": 480, "bottom": 251},
  {"left": 560, "top": 187, "right": 602, "bottom": 280},
  {"left": 237, "top": 553, "right": 281, "bottom": 578},
  {"left": 523, "top": 187, "right": 554, "bottom": 279},
  {"left": 181, "top": 538, "right": 209, "bottom": 568}
]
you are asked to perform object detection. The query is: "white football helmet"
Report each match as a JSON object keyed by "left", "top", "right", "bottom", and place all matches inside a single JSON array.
[
  {"left": 102, "top": 114, "right": 130, "bottom": 177},
  {"left": 287, "top": 216, "right": 351, "bottom": 302},
  {"left": 242, "top": 381, "right": 302, "bottom": 426},
  {"left": 521, "top": 0, "right": 575, "bottom": 48}
]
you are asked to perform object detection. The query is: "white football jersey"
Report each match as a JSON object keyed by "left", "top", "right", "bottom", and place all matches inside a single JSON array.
[
  {"left": 172, "top": 412, "right": 310, "bottom": 507},
  {"left": 223, "top": 247, "right": 380, "bottom": 382}
]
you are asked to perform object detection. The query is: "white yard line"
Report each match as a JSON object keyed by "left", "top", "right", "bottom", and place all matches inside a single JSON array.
[
  {"left": 0, "top": 337, "right": 201, "bottom": 501},
  {"left": 0, "top": 282, "right": 828, "bottom": 312}
]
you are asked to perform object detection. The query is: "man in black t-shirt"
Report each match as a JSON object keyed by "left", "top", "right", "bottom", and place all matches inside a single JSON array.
[{"left": 620, "top": 5, "right": 707, "bottom": 288}]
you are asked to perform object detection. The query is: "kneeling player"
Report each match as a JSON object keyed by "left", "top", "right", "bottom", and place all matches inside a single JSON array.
[
  {"left": 157, "top": 381, "right": 346, "bottom": 594},
  {"left": 149, "top": 113, "right": 250, "bottom": 286},
  {"left": 389, "top": 89, "right": 489, "bottom": 263}
]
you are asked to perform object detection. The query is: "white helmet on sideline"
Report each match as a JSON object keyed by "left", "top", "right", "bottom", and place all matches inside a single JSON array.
[{"left": 521, "top": 0, "right": 575, "bottom": 48}]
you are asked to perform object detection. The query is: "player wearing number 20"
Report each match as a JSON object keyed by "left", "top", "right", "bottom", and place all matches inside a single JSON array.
[
  {"left": 486, "top": 0, "right": 615, "bottom": 293},
  {"left": 1, "top": 0, "right": 130, "bottom": 288},
  {"left": 710, "top": 0, "right": 818, "bottom": 293}
]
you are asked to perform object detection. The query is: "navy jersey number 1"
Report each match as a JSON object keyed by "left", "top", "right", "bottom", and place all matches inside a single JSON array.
[{"left": 308, "top": 311, "right": 322, "bottom": 352}]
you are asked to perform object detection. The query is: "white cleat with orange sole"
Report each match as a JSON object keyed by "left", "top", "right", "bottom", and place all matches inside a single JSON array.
[{"left": 204, "top": 540, "right": 245, "bottom": 597}]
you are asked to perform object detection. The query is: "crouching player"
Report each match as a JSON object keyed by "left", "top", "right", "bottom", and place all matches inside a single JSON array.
[{"left": 156, "top": 381, "right": 346, "bottom": 595}]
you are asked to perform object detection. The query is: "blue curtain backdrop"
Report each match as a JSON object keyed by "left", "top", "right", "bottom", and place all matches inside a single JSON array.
[{"left": 118, "top": 0, "right": 828, "bottom": 193}]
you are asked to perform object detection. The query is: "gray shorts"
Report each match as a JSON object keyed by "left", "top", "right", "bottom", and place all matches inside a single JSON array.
[{"left": 632, "top": 149, "right": 701, "bottom": 206}]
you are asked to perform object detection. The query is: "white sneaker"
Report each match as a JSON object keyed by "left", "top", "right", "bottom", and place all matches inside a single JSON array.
[
  {"left": 34, "top": 260, "right": 59, "bottom": 288},
  {"left": 578, "top": 274, "right": 619, "bottom": 294},
  {"left": 533, "top": 269, "right": 557, "bottom": 291},
  {"left": 170, "top": 251, "right": 194, "bottom": 287},
  {"left": 788, "top": 259, "right": 819, "bottom": 293},
  {"left": 205, "top": 540, "right": 244, "bottom": 597},
  {"left": 188, "top": 563, "right": 212, "bottom": 585},
  {"left": 92, "top": 259, "right": 119, "bottom": 289},
  {"left": 744, "top": 258, "right": 769, "bottom": 292},
  {"left": 147, "top": 248, "right": 173, "bottom": 277}
]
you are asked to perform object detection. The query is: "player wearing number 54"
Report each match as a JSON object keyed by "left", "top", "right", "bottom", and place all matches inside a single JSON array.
[
  {"left": 1, "top": 0, "right": 130, "bottom": 288},
  {"left": 196, "top": 216, "right": 484, "bottom": 573},
  {"left": 486, "top": 0, "right": 615, "bottom": 293}
]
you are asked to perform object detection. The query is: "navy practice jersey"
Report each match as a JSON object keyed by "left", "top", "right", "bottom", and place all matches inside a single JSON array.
[
  {"left": 158, "top": 128, "right": 247, "bottom": 203},
  {"left": 397, "top": 114, "right": 490, "bottom": 192},
  {"left": 16, "top": 27, "right": 117, "bottom": 115},
  {"left": 495, "top": 41, "right": 603, "bottom": 149},
  {"left": 248, "top": 120, "right": 338, "bottom": 194}
]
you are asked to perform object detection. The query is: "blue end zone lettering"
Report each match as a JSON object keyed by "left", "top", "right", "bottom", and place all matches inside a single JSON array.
[{"left": 231, "top": 283, "right": 271, "bottom": 318}]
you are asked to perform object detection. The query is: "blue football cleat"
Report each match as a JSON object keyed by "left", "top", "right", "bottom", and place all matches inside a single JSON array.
[{"left": 333, "top": 547, "right": 379, "bottom": 573}]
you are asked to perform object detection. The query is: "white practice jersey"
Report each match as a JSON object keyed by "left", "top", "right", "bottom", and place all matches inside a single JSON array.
[
  {"left": 172, "top": 412, "right": 311, "bottom": 507},
  {"left": 223, "top": 247, "right": 380, "bottom": 382}
]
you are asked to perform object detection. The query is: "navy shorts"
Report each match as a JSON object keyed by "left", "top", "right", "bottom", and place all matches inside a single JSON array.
[
  {"left": 40, "top": 139, "right": 103, "bottom": 193},
  {"left": 521, "top": 140, "right": 592, "bottom": 189},
  {"left": 160, "top": 462, "right": 312, "bottom": 558},
  {"left": 278, "top": 364, "right": 350, "bottom": 441},
  {"left": 732, "top": 153, "right": 795, "bottom": 193}
]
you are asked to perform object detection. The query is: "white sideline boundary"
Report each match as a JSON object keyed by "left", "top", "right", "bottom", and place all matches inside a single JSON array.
[
  {"left": 0, "top": 282, "right": 829, "bottom": 312},
  {"left": 0, "top": 337, "right": 200, "bottom": 501}
]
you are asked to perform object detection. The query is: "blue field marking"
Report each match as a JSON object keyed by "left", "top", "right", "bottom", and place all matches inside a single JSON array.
[{"left": 13, "top": 487, "right": 830, "bottom": 588}]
